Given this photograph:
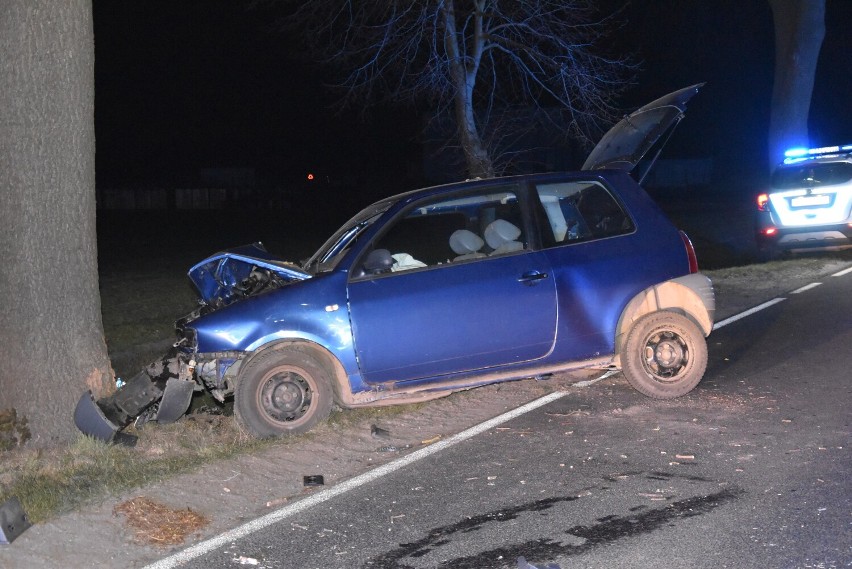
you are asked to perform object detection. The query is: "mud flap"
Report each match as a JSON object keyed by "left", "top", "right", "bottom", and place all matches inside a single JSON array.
[{"left": 154, "top": 378, "right": 195, "bottom": 424}]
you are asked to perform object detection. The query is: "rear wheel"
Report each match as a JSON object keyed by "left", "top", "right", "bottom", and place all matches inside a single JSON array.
[
  {"left": 234, "top": 345, "right": 333, "bottom": 438},
  {"left": 621, "top": 312, "right": 707, "bottom": 399}
]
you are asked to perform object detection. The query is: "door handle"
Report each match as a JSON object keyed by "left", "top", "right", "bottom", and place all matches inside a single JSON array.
[{"left": 518, "top": 270, "right": 549, "bottom": 284}]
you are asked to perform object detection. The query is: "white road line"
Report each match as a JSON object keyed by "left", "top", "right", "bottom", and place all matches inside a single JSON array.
[
  {"left": 791, "top": 282, "right": 822, "bottom": 294},
  {"left": 142, "top": 391, "right": 567, "bottom": 569},
  {"left": 713, "top": 298, "right": 786, "bottom": 330},
  {"left": 574, "top": 368, "right": 620, "bottom": 387},
  {"left": 712, "top": 266, "right": 848, "bottom": 329}
]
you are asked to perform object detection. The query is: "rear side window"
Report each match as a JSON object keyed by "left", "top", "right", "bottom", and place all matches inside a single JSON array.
[
  {"left": 771, "top": 162, "right": 852, "bottom": 189},
  {"left": 534, "top": 181, "right": 634, "bottom": 246}
]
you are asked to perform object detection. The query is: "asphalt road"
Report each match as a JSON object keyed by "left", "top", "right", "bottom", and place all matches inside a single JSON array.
[{"left": 152, "top": 269, "right": 851, "bottom": 569}]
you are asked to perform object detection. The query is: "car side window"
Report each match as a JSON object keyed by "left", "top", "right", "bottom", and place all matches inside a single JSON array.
[
  {"left": 353, "top": 187, "right": 525, "bottom": 278},
  {"left": 534, "top": 181, "right": 634, "bottom": 246}
]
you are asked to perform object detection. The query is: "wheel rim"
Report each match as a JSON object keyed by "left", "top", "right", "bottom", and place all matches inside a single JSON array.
[
  {"left": 641, "top": 328, "right": 690, "bottom": 382},
  {"left": 258, "top": 367, "right": 314, "bottom": 424}
]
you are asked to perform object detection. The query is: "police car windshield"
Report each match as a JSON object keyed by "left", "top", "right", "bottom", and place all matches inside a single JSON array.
[{"left": 772, "top": 161, "right": 852, "bottom": 189}]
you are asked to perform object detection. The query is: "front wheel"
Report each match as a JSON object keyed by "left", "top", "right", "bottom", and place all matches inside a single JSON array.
[
  {"left": 234, "top": 345, "right": 333, "bottom": 438},
  {"left": 621, "top": 312, "right": 707, "bottom": 399}
]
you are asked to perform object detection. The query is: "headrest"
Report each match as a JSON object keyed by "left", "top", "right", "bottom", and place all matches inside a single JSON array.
[
  {"left": 484, "top": 219, "right": 521, "bottom": 249},
  {"left": 449, "top": 229, "right": 485, "bottom": 255}
]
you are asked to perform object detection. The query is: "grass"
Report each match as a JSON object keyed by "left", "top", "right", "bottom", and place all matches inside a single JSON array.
[
  {"left": 0, "top": 396, "right": 431, "bottom": 523},
  {"left": 0, "top": 414, "right": 273, "bottom": 523}
]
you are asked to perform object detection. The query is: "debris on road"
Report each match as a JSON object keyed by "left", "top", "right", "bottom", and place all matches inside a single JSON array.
[
  {"left": 0, "top": 496, "right": 32, "bottom": 545},
  {"left": 113, "top": 496, "right": 208, "bottom": 546},
  {"left": 518, "top": 555, "right": 562, "bottom": 568},
  {"left": 303, "top": 475, "right": 324, "bottom": 487},
  {"left": 265, "top": 497, "right": 288, "bottom": 508},
  {"left": 377, "top": 444, "right": 411, "bottom": 452},
  {"left": 370, "top": 424, "right": 391, "bottom": 439}
]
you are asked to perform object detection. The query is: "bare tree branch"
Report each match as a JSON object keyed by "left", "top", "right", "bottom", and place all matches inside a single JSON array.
[{"left": 286, "top": 0, "right": 635, "bottom": 177}]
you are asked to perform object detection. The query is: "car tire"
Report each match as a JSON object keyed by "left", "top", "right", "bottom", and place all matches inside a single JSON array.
[
  {"left": 621, "top": 311, "right": 707, "bottom": 399},
  {"left": 234, "top": 344, "right": 333, "bottom": 438}
]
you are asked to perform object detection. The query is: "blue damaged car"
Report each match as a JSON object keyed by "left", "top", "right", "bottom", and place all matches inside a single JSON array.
[{"left": 75, "top": 84, "right": 714, "bottom": 441}]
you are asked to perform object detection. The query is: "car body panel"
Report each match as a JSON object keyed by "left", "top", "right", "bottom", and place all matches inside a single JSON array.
[
  {"left": 189, "top": 270, "right": 358, "bottom": 367},
  {"left": 188, "top": 243, "right": 311, "bottom": 305},
  {"left": 348, "top": 249, "right": 558, "bottom": 384},
  {"left": 582, "top": 83, "right": 704, "bottom": 172},
  {"left": 536, "top": 171, "right": 693, "bottom": 358}
]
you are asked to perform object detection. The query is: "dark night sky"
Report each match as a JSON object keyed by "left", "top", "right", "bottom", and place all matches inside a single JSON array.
[{"left": 93, "top": 0, "right": 852, "bottom": 193}]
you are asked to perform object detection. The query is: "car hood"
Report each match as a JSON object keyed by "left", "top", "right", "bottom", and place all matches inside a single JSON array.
[
  {"left": 187, "top": 242, "right": 311, "bottom": 306},
  {"left": 582, "top": 83, "right": 704, "bottom": 173}
]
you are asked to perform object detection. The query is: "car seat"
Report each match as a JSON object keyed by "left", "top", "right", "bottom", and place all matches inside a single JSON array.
[
  {"left": 449, "top": 229, "right": 486, "bottom": 261},
  {"left": 484, "top": 219, "right": 524, "bottom": 255}
]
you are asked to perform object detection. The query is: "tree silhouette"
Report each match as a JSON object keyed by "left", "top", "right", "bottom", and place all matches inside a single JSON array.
[
  {"left": 289, "top": 0, "right": 635, "bottom": 178},
  {"left": 767, "top": 0, "right": 825, "bottom": 169}
]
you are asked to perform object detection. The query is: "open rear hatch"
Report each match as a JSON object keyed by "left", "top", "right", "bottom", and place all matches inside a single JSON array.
[{"left": 582, "top": 83, "right": 704, "bottom": 182}]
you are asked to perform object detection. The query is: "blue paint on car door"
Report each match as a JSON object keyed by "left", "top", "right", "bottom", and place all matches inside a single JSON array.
[{"left": 347, "top": 251, "right": 557, "bottom": 384}]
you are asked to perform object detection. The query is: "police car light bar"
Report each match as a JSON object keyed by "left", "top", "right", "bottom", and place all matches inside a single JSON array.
[{"left": 784, "top": 144, "right": 852, "bottom": 163}]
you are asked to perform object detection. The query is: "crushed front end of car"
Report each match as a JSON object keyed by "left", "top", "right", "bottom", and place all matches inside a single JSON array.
[
  {"left": 74, "top": 242, "right": 310, "bottom": 443},
  {"left": 73, "top": 347, "right": 196, "bottom": 444}
]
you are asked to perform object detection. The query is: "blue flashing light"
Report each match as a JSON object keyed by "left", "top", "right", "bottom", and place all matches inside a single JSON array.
[
  {"left": 784, "top": 147, "right": 809, "bottom": 158},
  {"left": 783, "top": 143, "right": 852, "bottom": 164}
]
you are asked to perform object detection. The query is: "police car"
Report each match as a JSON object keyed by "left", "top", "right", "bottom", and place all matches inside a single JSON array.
[{"left": 756, "top": 144, "right": 852, "bottom": 257}]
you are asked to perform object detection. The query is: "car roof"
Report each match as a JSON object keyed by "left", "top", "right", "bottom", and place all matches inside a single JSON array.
[{"left": 368, "top": 170, "right": 621, "bottom": 211}]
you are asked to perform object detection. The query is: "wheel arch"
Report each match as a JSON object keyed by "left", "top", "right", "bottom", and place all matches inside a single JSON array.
[
  {"left": 239, "top": 339, "right": 353, "bottom": 407},
  {"left": 614, "top": 274, "right": 715, "bottom": 365}
]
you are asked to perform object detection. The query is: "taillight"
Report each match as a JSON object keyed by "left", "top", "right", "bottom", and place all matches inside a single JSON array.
[
  {"left": 756, "top": 193, "right": 770, "bottom": 211},
  {"left": 679, "top": 231, "right": 699, "bottom": 274}
]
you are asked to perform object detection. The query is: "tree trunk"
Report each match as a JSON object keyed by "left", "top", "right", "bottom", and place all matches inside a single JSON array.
[
  {"left": 442, "top": 0, "right": 495, "bottom": 179},
  {"left": 0, "top": 0, "right": 113, "bottom": 445},
  {"left": 767, "top": 0, "right": 825, "bottom": 171}
]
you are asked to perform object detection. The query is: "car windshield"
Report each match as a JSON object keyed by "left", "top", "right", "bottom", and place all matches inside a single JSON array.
[
  {"left": 772, "top": 161, "right": 852, "bottom": 189},
  {"left": 303, "top": 199, "right": 395, "bottom": 274}
]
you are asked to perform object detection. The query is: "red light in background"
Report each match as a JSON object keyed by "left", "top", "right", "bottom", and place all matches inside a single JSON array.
[{"left": 307, "top": 173, "right": 315, "bottom": 181}]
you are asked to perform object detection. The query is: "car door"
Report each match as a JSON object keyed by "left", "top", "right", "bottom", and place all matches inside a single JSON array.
[{"left": 346, "top": 186, "right": 558, "bottom": 385}]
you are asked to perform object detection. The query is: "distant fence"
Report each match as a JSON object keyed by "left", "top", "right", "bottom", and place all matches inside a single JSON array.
[{"left": 97, "top": 187, "right": 256, "bottom": 210}]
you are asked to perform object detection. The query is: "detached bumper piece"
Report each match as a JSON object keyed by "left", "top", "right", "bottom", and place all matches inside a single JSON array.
[
  {"left": 0, "top": 497, "right": 32, "bottom": 545},
  {"left": 73, "top": 348, "right": 196, "bottom": 444}
]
